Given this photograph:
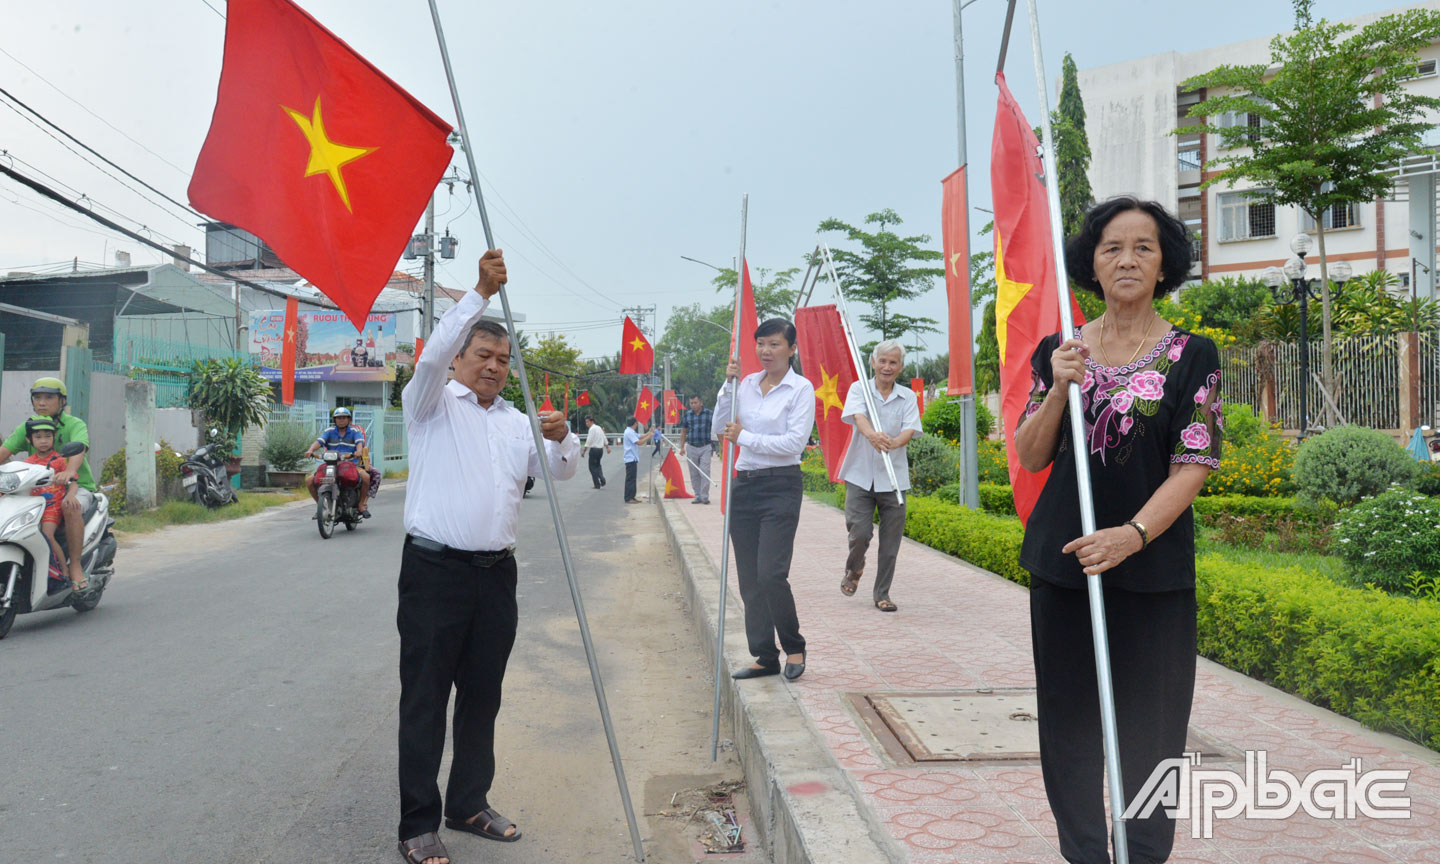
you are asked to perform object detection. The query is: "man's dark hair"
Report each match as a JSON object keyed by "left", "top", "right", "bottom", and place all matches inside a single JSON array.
[
  {"left": 754, "top": 317, "right": 797, "bottom": 346},
  {"left": 688, "top": 394, "right": 703, "bottom": 403},
  {"left": 1064, "top": 196, "right": 1193, "bottom": 299},
  {"left": 459, "top": 320, "right": 513, "bottom": 356},
  {"left": 584, "top": 415, "right": 594, "bottom": 424}
]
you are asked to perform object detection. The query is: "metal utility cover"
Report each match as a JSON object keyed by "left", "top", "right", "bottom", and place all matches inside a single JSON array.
[{"left": 872, "top": 690, "right": 1041, "bottom": 762}]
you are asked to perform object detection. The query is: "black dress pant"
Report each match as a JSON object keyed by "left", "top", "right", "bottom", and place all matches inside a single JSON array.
[
  {"left": 588, "top": 449, "right": 605, "bottom": 488},
  {"left": 728, "top": 467, "right": 805, "bottom": 667},
  {"left": 1029, "top": 579, "right": 1197, "bottom": 864},
  {"left": 396, "top": 541, "right": 518, "bottom": 841},
  {"left": 624, "top": 460, "right": 638, "bottom": 500}
]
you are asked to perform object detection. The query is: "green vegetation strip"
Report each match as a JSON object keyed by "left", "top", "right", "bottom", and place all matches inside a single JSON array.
[{"left": 114, "top": 491, "right": 307, "bottom": 534}]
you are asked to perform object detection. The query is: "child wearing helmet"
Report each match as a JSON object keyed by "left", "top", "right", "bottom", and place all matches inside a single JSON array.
[{"left": 24, "top": 416, "right": 80, "bottom": 589}]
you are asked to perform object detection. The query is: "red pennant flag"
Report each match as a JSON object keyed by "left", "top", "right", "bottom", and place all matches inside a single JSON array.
[
  {"left": 992, "top": 73, "right": 1086, "bottom": 525},
  {"left": 942, "top": 167, "right": 974, "bottom": 396},
  {"left": 663, "top": 389, "right": 681, "bottom": 425},
  {"left": 281, "top": 295, "right": 299, "bottom": 406},
  {"left": 187, "top": 0, "right": 453, "bottom": 332},
  {"left": 539, "top": 394, "right": 555, "bottom": 413},
  {"left": 576, "top": 390, "right": 591, "bottom": 407},
  {"left": 413, "top": 336, "right": 424, "bottom": 363},
  {"left": 720, "top": 260, "right": 763, "bottom": 510},
  {"left": 563, "top": 382, "right": 571, "bottom": 414},
  {"left": 912, "top": 378, "right": 926, "bottom": 416},
  {"left": 795, "top": 305, "right": 858, "bottom": 483},
  {"left": 634, "top": 385, "right": 656, "bottom": 424},
  {"left": 619, "top": 316, "right": 654, "bottom": 374},
  {"left": 660, "top": 450, "right": 694, "bottom": 499}
]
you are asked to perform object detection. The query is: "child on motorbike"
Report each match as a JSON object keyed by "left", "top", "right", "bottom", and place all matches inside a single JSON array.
[{"left": 23, "top": 417, "right": 80, "bottom": 590}]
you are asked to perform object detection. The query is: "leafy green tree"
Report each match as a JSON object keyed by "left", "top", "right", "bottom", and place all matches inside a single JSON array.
[
  {"left": 969, "top": 223, "right": 1001, "bottom": 395},
  {"left": 903, "top": 352, "right": 951, "bottom": 387},
  {"left": 657, "top": 301, "right": 733, "bottom": 403},
  {"left": 709, "top": 264, "right": 802, "bottom": 320},
  {"left": 521, "top": 332, "right": 582, "bottom": 405},
  {"left": 819, "top": 209, "right": 944, "bottom": 347},
  {"left": 1055, "top": 52, "right": 1094, "bottom": 241},
  {"left": 1176, "top": 277, "right": 1272, "bottom": 342},
  {"left": 1178, "top": 0, "right": 1440, "bottom": 415}
]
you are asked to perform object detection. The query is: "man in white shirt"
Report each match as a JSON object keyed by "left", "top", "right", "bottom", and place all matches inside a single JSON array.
[
  {"left": 583, "top": 416, "right": 612, "bottom": 489},
  {"left": 396, "top": 249, "right": 580, "bottom": 864},
  {"left": 837, "top": 340, "right": 922, "bottom": 612},
  {"left": 621, "top": 418, "right": 642, "bottom": 503}
]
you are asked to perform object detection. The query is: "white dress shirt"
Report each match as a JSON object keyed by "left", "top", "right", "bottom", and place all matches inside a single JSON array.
[
  {"left": 837, "top": 378, "right": 923, "bottom": 493},
  {"left": 712, "top": 367, "right": 816, "bottom": 470},
  {"left": 403, "top": 290, "right": 580, "bottom": 551},
  {"left": 584, "top": 424, "right": 608, "bottom": 450}
]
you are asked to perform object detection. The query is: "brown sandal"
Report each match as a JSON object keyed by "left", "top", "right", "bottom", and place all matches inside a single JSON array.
[
  {"left": 446, "top": 807, "right": 521, "bottom": 842},
  {"left": 398, "top": 831, "right": 450, "bottom": 864},
  {"left": 840, "top": 571, "right": 861, "bottom": 597},
  {"left": 875, "top": 599, "right": 898, "bottom": 612}
]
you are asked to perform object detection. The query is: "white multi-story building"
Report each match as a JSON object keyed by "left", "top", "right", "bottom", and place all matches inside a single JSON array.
[{"left": 1077, "top": 1, "right": 1440, "bottom": 294}]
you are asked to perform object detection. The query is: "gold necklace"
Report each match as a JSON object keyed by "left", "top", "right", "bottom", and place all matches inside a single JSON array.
[{"left": 1100, "top": 312, "right": 1157, "bottom": 367}]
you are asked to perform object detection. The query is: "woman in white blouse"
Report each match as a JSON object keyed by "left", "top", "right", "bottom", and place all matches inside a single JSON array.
[{"left": 713, "top": 318, "right": 817, "bottom": 681}]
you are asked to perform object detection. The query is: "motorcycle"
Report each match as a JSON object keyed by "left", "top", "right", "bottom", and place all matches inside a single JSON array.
[
  {"left": 0, "top": 442, "right": 118, "bottom": 640},
  {"left": 181, "top": 433, "right": 237, "bottom": 508},
  {"left": 313, "top": 450, "right": 363, "bottom": 538}
]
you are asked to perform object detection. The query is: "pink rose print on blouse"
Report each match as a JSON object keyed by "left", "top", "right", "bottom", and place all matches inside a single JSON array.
[
  {"left": 1180, "top": 422, "right": 1211, "bottom": 451},
  {"left": 1110, "top": 390, "right": 1135, "bottom": 413},
  {"left": 1167, "top": 335, "right": 1189, "bottom": 363},
  {"left": 1119, "top": 415, "right": 1134, "bottom": 435},
  {"left": 1082, "top": 370, "right": 1094, "bottom": 393},
  {"left": 1194, "top": 385, "right": 1209, "bottom": 404},
  {"left": 1127, "top": 370, "right": 1166, "bottom": 401}
]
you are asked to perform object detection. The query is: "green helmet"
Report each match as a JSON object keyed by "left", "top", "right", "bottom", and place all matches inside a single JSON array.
[
  {"left": 30, "top": 377, "right": 67, "bottom": 398},
  {"left": 24, "top": 415, "right": 59, "bottom": 440}
]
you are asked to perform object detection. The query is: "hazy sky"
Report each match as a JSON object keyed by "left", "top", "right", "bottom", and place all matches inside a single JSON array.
[{"left": 0, "top": 0, "right": 1395, "bottom": 363}]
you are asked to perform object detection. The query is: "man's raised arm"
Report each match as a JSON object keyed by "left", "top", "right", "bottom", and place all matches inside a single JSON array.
[{"left": 404, "top": 250, "right": 506, "bottom": 422}]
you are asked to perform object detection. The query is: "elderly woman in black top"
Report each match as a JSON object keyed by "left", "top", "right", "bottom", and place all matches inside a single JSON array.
[{"left": 1014, "top": 197, "right": 1222, "bottom": 864}]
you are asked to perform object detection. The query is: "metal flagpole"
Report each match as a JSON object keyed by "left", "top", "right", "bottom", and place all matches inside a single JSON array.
[
  {"left": 712, "top": 193, "right": 748, "bottom": 762},
  {"left": 819, "top": 242, "right": 903, "bottom": 505},
  {"left": 425, "top": 3, "right": 645, "bottom": 860},
  {"left": 1019, "top": 1, "right": 1129, "bottom": 860},
  {"left": 662, "top": 432, "right": 715, "bottom": 484},
  {"left": 952, "top": 0, "right": 981, "bottom": 511}
]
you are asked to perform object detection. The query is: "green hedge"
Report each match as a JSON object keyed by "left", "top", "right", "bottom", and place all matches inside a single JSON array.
[
  {"left": 935, "top": 484, "right": 1327, "bottom": 529},
  {"left": 901, "top": 495, "right": 1440, "bottom": 751},
  {"left": 930, "top": 482, "right": 1017, "bottom": 516}
]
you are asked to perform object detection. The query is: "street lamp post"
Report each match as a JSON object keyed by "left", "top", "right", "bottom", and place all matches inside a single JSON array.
[{"left": 1261, "top": 234, "right": 1352, "bottom": 439}]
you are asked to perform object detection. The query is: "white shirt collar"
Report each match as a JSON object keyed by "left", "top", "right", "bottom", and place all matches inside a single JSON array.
[{"left": 446, "top": 378, "right": 511, "bottom": 412}]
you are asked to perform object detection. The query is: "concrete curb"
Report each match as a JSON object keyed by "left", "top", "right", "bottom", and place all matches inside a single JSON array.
[{"left": 654, "top": 494, "right": 904, "bottom": 864}]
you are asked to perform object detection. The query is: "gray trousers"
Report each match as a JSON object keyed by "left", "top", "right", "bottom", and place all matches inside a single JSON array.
[
  {"left": 685, "top": 443, "right": 712, "bottom": 501},
  {"left": 844, "top": 481, "right": 907, "bottom": 603}
]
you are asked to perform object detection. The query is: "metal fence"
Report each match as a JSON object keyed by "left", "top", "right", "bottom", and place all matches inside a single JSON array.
[
  {"left": 267, "top": 401, "right": 408, "bottom": 474},
  {"left": 95, "top": 335, "right": 251, "bottom": 409}
]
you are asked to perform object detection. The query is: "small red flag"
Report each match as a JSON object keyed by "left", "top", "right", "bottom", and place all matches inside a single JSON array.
[
  {"left": 187, "top": 0, "right": 454, "bottom": 332},
  {"left": 281, "top": 295, "right": 299, "bottom": 406},
  {"left": 663, "top": 389, "right": 681, "bottom": 425},
  {"left": 912, "top": 378, "right": 926, "bottom": 416},
  {"left": 576, "top": 390, "right": 591, "bottom": 407},
  {"left": 660, "top": 450, "right": 694, "bottom": 499},
  {"left": 795, "top": 305, "right": 858, "bottom": 483},
  {"left": 563, "top": 382, "right": 571, "bottom": 414},
  {"left": 413, "top": 336, "right": 424, "bottom": 363},
  {"left": 619, "top": 316, "right": 654, "bottom": 374},
  {"left": 634, "top": 385, "right": 656, "bottom": 424},
  {"left": 942, "top": 167, "right": 974, "bottom": 396},
  {"left": 539, "top": 394, "right": 555, "bottom": 413}
]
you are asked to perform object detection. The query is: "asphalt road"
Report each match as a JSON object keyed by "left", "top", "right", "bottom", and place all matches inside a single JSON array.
[{"left": 0, "top": 448, "right": 763, "bottom": 864}]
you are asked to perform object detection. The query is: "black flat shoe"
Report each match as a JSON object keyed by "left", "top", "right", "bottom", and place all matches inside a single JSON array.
[
  {"left": 731, "top": 665, "right": 780, "bottom": 680},
  {"left": 783, "top": 654, "right": 806, "bottom": 681}
]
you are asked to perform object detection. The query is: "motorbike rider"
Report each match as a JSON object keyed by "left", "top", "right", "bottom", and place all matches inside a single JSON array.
[
  {"left": 303, "top": 407, "right": 371, "bottom": 518},
  {"left": 0, "top": 378, "right": 96, "bottom": 588},
  {"left": 23, "top": 416, "right": 81, "bottom": 590}
]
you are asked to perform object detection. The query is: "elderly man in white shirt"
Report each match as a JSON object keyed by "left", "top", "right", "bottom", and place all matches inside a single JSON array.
[
  {"left": 713, "top": 318, "right": 816, "bottom": 682},
  {"left": 396, "top": 249, "right": 580, "bottom": 864},
  {"left": 837, "top": 340, "right": 923, "bottom": 612},
  {"left": 583, "top": 416, "right": 612, "bottom": 489}
]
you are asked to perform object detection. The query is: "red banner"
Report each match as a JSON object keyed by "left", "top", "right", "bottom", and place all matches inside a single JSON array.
[
  {"left": 281, "top": 295, "right": 298, "bottom": 405},
  {"left": 663, "top": 389, "right": 681, "bottom": 425},
  {"left": 633, "top": 385, "right": 656, "bottom": 424},
  {"left": 912, "top": 378, "right": 925, "bottom": 416},
  {"left": 942, "top": 167, "right": 974, "bottom": 396},
  {"left": 795, "top": 305, "right": 858, "bottom": 483}
]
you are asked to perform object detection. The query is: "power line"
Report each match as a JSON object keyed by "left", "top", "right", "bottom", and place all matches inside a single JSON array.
[{"left": 198, "top": 0, "right": 226, "bottom": 19}]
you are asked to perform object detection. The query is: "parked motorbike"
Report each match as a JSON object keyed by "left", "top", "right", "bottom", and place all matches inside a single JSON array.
[
  {"left": 0, "top": 442, "right": 118, "bottom": 640},
  {"left": 181, "top": 433, "right": 237, "bottom": 508},
  {"left": 313, "top": 451, "right": 363, "bottom": 538}
]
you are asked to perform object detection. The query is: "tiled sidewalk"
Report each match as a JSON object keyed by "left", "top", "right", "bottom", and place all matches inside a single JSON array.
[{"left": 673, "top": 494, "right": 1440, "bottom": 863}]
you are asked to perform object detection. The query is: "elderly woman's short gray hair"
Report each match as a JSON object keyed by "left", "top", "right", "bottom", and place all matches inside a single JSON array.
[{"left": 870, "top": 340, "right": 906, "bottom": 366}]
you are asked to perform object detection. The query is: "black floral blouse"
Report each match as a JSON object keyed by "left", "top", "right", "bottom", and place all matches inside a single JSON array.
[{"left": 1016, "top": 327, "right": 1223, "bottom": 592}]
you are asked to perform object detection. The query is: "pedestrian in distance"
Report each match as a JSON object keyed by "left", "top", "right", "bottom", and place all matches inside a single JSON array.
[
  {"left": 396, "top": 248, "right": 582, "bottom": 864},
  {"left": 622, "top": 418, "right": 642, "bottom": 503},
  {"left": 679, "top": 394, "right": 714, "bottom": 504},
  {"left": 1014, "top": 197, "right": 1222, "bottom": 864},
  {"left": 583, "top": 416, "right": 612, "bottom": 489},
  {"left": 837, "top": 340, "right": 922, "bottom": 612},
  {"left": 650, "top": 423, "right": 664, "bottom": 457},
  {"left": 714, "top": 318, "right": 815, "bottom": 682}
]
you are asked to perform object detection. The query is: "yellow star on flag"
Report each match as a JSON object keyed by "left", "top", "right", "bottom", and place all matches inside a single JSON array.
[
  {"left": 282, "top": 96, "right": 377, "bottom": 212},
  {"left": 664, "top": 477, "right": 677, "bottom": 496},
  {"left": 814, "top": 365, "right": 844, "bottom": 420},
  {"left": 286, "top": 325, "right": 297, "bottom": 341},
  {"left": 629, "top": 336, "right": 647, "bottom": 352},
  {"left": 993, "top": 230, "right": 1035, "bottom": 366},
  {"left": 640, "top": 399, "right": 649, "bottom": 410}
]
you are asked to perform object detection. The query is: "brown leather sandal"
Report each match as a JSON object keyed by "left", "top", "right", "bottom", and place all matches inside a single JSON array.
[
  {"left": 446, "top": 807, "right": 521, "bottom": 842},
  {"left": 398, "top": 831, "right": 449, "bottom": 864},
  {"left": 840, "top": 571, "right": 861, "bottom": 596},
  {"left": 875, "top": 599, "right": 898, "bottom": 612}
]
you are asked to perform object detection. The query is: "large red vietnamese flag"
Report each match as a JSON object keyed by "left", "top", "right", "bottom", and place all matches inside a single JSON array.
[
  {"left": 187, "top": 0, "right": 453, "bottom": 332},
  {"left": 634, "top": 385, "right": 657, "bottom": 424},
  {"left": 659, "top": 450, "right": 695, "bottom": 499},
  {"left": 280, "top": 295, "right": 299, "bottom": 405},
  {"left": 619, "top": 316, "right": 654, "bottom": 374},
  {"left": 992, "top": 73, "right": 1086, "bottom": 525},
  {"left": 794, "top": 305, "right": 858, "bottom": 483},
  {"left": 941, "top": 167, "right": 973, "bottom": 396}
]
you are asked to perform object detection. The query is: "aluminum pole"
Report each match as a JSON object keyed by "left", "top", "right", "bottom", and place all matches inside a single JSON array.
[
  {"left": 712, "top": 193, "right": 747, "bottom": 762},
  {"left": 426, "top": 3, "right": 644, "bottom": 859},
  {"left": 820, "top": 243, "right": 904, "bottom": 505},
  {"left": 952, "top": 0, "right": 981, "bottom": 510},
  {"left": 1023, "top": 1, "right": 1129, "bottom": 860}
]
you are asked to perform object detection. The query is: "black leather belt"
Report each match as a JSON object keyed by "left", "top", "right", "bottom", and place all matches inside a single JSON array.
[
  {"left": 734, "top": 465, "right": 801, "bottom": 479},
  {"left": 405, "top": 534, "right": 514, "bottom": 568}
]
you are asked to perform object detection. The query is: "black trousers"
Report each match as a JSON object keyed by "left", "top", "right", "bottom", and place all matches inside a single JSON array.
[
  {"left": 624, "top": 460, "right": 637, "bottom": 500},
  {"left": 728, "top": 468, "right": 805, "bottom": 667},
  {"left": 1029, "top": 579, "right": 1197, "bottom": 864},
  {"left": 396, "top": 542, "right": 518, "bottom": 841},
  {"left": 588, "top": 448, "right": 605, "bottom": 488}
]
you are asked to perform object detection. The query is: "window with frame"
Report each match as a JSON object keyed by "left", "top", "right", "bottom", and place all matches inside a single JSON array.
[
  {"left": 1401, "top": 59, "right": 1438, "bottom": 81},
  {"left": 1217, "top": 190, "right": 1276, "bottom": 241},
  {"left": 1300, "top": 202, "right": 1363, "bottom": 231}
]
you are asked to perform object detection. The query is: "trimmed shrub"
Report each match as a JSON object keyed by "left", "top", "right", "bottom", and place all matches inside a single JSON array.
[
  {"left": 903, "top": 495, "right": 1029, "bottom": 587},
  {"left": 99, "top": 439, "right": 186, "bottom": 515},
  {"left": 1416, "top": 461, "right": 1440, "bottom": 497},
  {"left": 1333, "top": 486, "right": 1440, "bottom": 593},
  {"left": 1294, "top": 425, "right": 1418, "bottom": 506},
  {"left": 926, "top": 481, "right": 1016, "bottom": 515},
  {"left": 1191, "top": 495, "right": 1332, "bottom": 530},
  {"left": 906, "top": 435, "right": 963, "bottom": 496},
  {"left": 1202, "top": 404, "right": 1296, "bottom": 497},
  {"left": 261, "top": 420, "right": 313, "bottom": 472},
  {"left": 800, "top": 447, "right": 848, "bottom": 508},
  {"left": 921, "top": 394, "right": 996, "bottom": 442},
  {"left": 976, "top": 438, "right": 1010, "bottom": 484}
]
